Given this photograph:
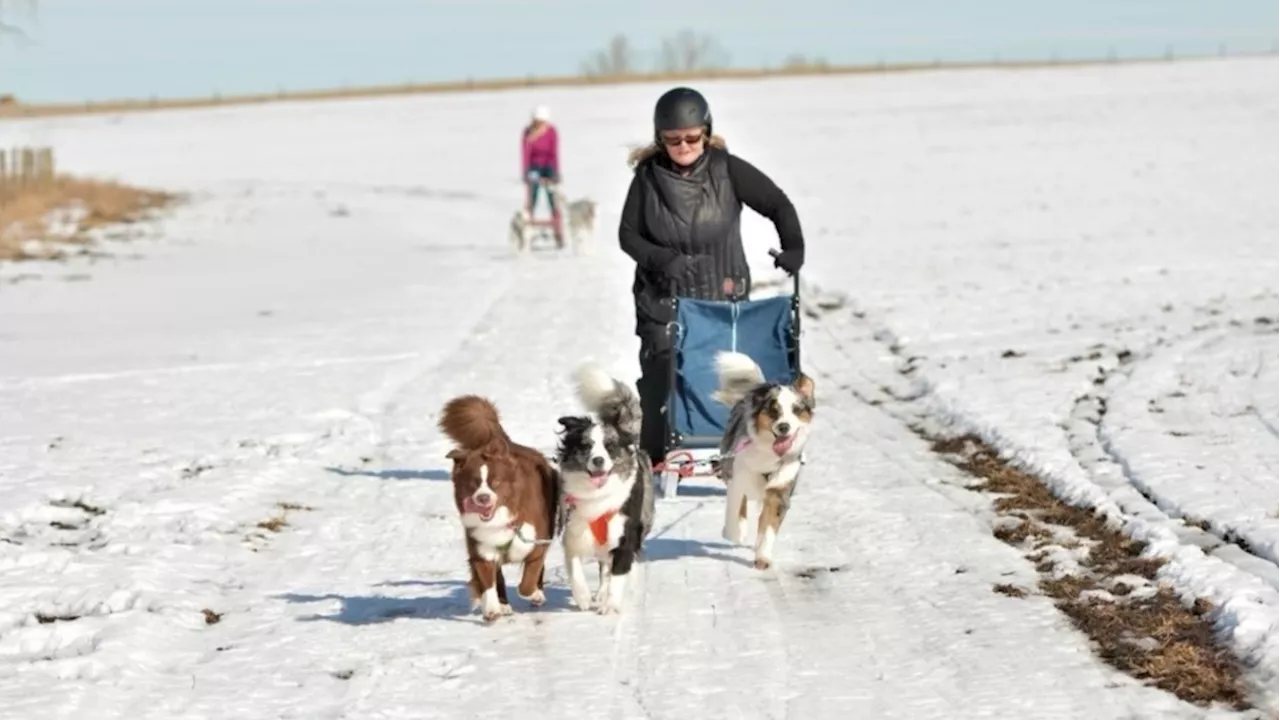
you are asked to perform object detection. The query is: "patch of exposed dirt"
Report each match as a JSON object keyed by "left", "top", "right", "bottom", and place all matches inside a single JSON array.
[{"left": 923, "top": 430, "right": 1251, "bottom": 710}]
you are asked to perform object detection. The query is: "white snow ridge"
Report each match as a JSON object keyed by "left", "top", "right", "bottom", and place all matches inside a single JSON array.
[{"left": 1, "top": 55, "right": 1276, "bottom": 719}]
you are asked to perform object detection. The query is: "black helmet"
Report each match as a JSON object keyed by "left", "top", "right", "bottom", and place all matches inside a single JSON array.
[{"left": 653, "top": 87, "right": 712, "bottom": 140}]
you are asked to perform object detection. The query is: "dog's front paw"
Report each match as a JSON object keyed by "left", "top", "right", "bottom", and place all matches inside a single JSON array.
[
  {"left": 524, "top": 589, "right": 546, "bottom": 607},
  {"left": 480, "top": 590, "right": 505, "bottom": 622},
  {"left": 753, "top": 556, "right": 772, "bottom": 571},
  {"left": 596, "top": 598, "right": 622, "bottom": 616}
]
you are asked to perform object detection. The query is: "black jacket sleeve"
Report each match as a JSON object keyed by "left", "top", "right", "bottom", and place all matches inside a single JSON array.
[
  {"left": 618, "top": 172, "right": 677, "bottom": 272},
  {"left": 726, "top": 154, "right": 805, "bottom": 253}
]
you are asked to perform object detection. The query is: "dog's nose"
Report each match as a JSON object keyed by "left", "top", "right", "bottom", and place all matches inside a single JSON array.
[
  {"left": 589, "top": 456, "right": 606, "bottom": 469},
  {"left": 474, "top": 492, "right": 494, "bottom": 507},
  {"left": 774, "top": 421, "right": 792, "bottom": 436}
]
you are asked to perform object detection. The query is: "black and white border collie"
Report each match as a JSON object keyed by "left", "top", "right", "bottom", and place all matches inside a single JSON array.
[
  {"left": 712, "top": 351, "right": 816, "bottom": 570},
  {"left": 554, "top": 364, "right": 655, "bottom": 615}
]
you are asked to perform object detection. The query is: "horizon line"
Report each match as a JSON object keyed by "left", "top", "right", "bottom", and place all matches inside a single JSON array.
[{"left": 1, "top": 48, "right": 1275, "bottom": 121}]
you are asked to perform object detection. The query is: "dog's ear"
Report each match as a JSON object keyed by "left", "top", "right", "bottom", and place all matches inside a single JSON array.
[
  {"left": 446, "top": 448, "right": 466, "bottom": 463},
  {"left": 557, "top": 415, "right": 591, "bottom": 433},
  {"left": 794, "top": 373, "right": 816, "bottom": 407}
]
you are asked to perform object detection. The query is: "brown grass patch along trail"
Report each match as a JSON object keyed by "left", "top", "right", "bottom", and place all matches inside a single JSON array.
[
  {"left": 921, "top": 430, "right": 1254, "bottom": 711},
  {"left": 0, "top": 175, "right": 178, "bottom": 261}
]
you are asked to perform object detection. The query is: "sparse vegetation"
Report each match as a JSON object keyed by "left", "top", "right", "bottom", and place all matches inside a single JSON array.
[
  {"left": 0, "top": 165, "right": 177, "bottom": 262},
  {"left": 256, "top": 515, "right": 288, "bottom": 533},
  {"left": 0, "top": 0, "right": 36, "bottom": 42},
  {"left": 781, "top": 54, "right": 830, "bottom": 71},
  {"left": 657, "top": 30, "right": 730, "bottom": 73},
  {"left": 924, "top": 431, "right": 1251, "bottom": 710},
  {"left": 993, "top": 583, "right": 1029, "bottom": 598},
  {"left": 580, "top": 30, "right": 729, "bottom": 77},
  {"left": 579, "top": 34, "right": 639, "bottom": 77}
]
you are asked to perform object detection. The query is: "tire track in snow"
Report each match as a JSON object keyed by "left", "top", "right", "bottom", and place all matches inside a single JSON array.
[
  {"left": 811, "top": 294, "right": 1277, "bottom": 714},
  {"left": 1078, "top": 325, "right": 1279, "bottom": 574},
  {"left": 750, "top": 302, "right": 1241, "bottom": 719}
]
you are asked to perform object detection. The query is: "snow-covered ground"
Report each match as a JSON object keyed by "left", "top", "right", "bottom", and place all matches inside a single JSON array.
[{"left": 1, "top": 56, "right": 1275, "bottom": 719}]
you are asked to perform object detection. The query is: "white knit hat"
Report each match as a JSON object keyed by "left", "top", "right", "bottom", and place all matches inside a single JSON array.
[{"left": 532, "top": 105, "right": 550, "bottom": 122}]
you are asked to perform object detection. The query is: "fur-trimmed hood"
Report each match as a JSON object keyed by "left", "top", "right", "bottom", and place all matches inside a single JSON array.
[{"left": 627, "top": 134, "right": 727, "bottom": 168}]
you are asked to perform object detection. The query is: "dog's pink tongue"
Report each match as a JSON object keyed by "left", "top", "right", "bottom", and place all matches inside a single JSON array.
[
  {"left": 772, "top": 435, "right": 795, "bottom": 456},
  {"left": 589, "top": 471, "right": 608, "bottom": 488}
]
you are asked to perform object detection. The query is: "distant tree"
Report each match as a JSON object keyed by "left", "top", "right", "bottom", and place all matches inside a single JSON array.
[
  {"left": 0, "top": 0, "right": 36, "bottom": 43},
  {"left": 781, "top": 54, "right": 829, "bottom": 71},
  {"left": 580, "top": 34, "right": 639, "bottom": 77},
  {"left": 658, "top": 30, "right": 730, "bottom": 73}
]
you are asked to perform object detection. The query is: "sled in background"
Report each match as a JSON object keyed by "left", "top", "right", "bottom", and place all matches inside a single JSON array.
[{"left": 509, "top": 177, "right": 597, "bottom": 256}]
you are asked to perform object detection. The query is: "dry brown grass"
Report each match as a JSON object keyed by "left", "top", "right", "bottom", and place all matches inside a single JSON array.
[
  {"left": 0, "top": 175, "right": 176, "bottom": 261},
  {"left": 993, "top": 583, "right": 1030, "bottom": 598},
  {"left": 925, "top": 432, "right": 1251, "bottom": 710},
  {"left": 256, "top": 515, "right": 288, "bottom": 533}
]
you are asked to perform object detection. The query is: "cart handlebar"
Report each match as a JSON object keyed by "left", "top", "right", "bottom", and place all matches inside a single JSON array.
[{"left": 767, "top": 248, "right": 801, "bottom": 295}]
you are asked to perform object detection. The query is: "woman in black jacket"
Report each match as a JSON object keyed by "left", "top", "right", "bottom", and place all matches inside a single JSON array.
[{"left": 618, "top": 86, "right": 806, "bottom": 466}]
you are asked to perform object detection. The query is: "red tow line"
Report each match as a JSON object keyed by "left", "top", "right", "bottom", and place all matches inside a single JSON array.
[{"left": 652, "top": 450, "right": 700, "bottom": 478}]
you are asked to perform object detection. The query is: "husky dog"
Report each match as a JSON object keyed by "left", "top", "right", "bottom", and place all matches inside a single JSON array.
[
  {"left": 565, "top": 197, "right": 596, "bottom": 254},
  {"left": 554, "top": 364, "right": 655, "bottom": 615},
  {"left": 712, "top": 351, "right": 816, "bottom": 570},
  {"left": 540, "top": 184, "right": 594, "bottom": 255},
  {"left": 508, "top": 207, "right": 532, "bottom": 253}
]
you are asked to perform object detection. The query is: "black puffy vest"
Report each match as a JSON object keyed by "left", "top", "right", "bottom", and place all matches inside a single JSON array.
[{"left": 630, "top": 147, "right": 750, "bottom": 336}]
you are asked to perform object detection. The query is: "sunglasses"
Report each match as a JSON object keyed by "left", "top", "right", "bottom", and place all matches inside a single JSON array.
[{"left": 661, "top": 132, "right": 705, "bottom": 147}]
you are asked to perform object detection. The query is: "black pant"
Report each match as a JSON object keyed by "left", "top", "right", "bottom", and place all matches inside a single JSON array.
[{"left": 635, "top": 335, "right": 672, "bottom": 467}]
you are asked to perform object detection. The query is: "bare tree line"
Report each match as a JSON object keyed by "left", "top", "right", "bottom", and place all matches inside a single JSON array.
[
  {"left": 0, "top": 0, "right": 37, "bottom": 42},
  {"left": 580, "top": 31, "right": 827, "bottom": 77}
]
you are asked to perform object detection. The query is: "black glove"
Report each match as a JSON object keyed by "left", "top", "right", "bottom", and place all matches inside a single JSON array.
[
  {"left": 773, "top": 248, "right": 804, "bottom": 275},
  {"left": 660, "top": 254, "right": 705, "bottom": 281}
]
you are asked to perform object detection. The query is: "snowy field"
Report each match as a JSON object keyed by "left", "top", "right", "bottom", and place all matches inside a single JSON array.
[{"left": 0, "top": 55, "right": 1276, "bottom": 719}]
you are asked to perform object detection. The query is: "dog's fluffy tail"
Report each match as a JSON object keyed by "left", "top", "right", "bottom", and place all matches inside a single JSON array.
[
  {"left": 572, "top": 364, "right": 642, "bottom": 437},
  {"left": 438, "top": 395, "right": 510, "bottom": 451},
  {"left": 712, "top": 351, "right": 766, "bottom": 407}
]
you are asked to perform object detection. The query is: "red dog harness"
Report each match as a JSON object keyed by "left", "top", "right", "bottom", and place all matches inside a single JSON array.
[{"left": 564, "top": 495, "right": 616, "bottom": 546}]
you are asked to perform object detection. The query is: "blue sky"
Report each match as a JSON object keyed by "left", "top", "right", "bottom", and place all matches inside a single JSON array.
[{"left": 1, "top": 0, "right": 1276, "bottom": 103}]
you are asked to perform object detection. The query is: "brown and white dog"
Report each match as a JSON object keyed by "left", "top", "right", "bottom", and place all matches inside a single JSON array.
[
  {"left": 438, "top": 395, "right": 561, "bottom": 622},
  {"left": 712, "top": 351, "right": 816, "bottom": 570}
]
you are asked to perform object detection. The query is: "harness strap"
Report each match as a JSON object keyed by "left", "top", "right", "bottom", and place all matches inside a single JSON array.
[
  {"left": 563, "top": 495, "right": 619, "bottom": 546},
  {"left": 589, "top": 510, "right": 617, "bottom": 546}
]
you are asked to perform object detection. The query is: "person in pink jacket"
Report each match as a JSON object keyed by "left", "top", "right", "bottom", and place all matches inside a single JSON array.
[{"left": 522, "top": 105, "right": 562, "bottom": 241}]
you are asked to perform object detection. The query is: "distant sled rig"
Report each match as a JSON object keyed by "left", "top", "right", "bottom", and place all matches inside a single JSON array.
[{"left": 509, "top": 177, "right": 597, "bottom": 256}]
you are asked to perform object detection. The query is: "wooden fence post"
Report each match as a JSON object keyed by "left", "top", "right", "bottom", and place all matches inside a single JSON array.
[{"left": 0, "top": 146, "right": 57, "bottom": 199}]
